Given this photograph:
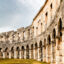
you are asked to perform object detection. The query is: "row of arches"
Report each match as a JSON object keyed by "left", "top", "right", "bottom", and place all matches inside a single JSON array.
[
  {"left": 0, "top": 18, "right": 63, "bottom": 64},
  {"left": 0, "top": 40, "right": 42, "bottom": 61}
]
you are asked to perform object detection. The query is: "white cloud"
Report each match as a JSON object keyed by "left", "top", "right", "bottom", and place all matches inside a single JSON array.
[
  {"left": 0, "top": 26, "right": 14, "bottom": 33},
  {"left": 0, "top": 0, "right": 46, "bottom": 33},
  {"left": 18, "top": 0, "right": 46, "bottom": 10}
]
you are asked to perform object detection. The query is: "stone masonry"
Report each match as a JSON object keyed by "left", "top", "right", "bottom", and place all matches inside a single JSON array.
[{"left": 0, "top": 0, "right": 64, "bottom": 64}]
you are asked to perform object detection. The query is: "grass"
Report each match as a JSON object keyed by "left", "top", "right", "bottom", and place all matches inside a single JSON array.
[{"left": 0, "top": 59, "right": 49, "bottom": 64}]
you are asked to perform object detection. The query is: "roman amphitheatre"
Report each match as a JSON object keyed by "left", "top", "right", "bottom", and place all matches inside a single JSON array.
[{"left": 0, "top": 0, "right": 64, "bottom": 64}]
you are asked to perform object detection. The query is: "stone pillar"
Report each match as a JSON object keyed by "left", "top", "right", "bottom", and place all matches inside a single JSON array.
[
  {"left": 50, "top": 34, "right": 55, "bottom": 64},
  {"left": 51, "top": 39, "right": 56, "bottom": 64},
  {"left": 37, "top": 43, "right": 40, "bottom": 61},
  {"left": 46, "top": 38, "right": 48, "bottom": 63},
  {"left": 43, "top": 40, "right": 46, "bottom": 62},
  {"left": 14, "top": 47, "right": 17, "bottom": 59},
  {"left": 41, "top": 40, "right": 43, "bottom": 61},
  {"left": 19, "top": 47, "right": 22, "bottom": 59},
  {"left": 46, "top": 45, "right": 48, "bottom": 63},
  {"left": 29, "top": 45, "right": 31, "bottom": 59},
  {"left": 19, "top": 50, "right": 21, "bottom": 59},
  {"left": 33, "top": 44, "right": 35, "bottom": 59},
  {"left": 9, "top": 51, "right": 11, "bottom": 59},
  {"left": 3, "top": 52, "right": 5, "bottom": 59},
  {"left": 24, "top": 46, "right": 26, "bottom": 59},
  {"left": 56, "top": 37, "right": 59, "bottom": 64},
  {"left": 56, "top": 25, "right": 59, "bottom": 64},
  {"left": 51, "top": 41, "right": 53, "bottom": 64},
  {"left": 62, "top": 28, "right": 64, "bottom": 64}
]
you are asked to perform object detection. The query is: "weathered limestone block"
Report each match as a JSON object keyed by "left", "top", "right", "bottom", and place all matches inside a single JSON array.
[{"left": 24, "top": 46, "right": 26, "bottom": 59}]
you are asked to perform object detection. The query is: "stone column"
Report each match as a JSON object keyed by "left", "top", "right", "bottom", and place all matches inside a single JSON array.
[
  {"left": 43, "top": 40, "right": 46, "bottom": 62},
  {"left": 37, "top": 43, "right": 40, "bottom": 61},
  {"left": 50, "top": 34, "right": 53, "bottom": 64},
  {"left": 43, "top": 41, "right": 44, "bottom": 62},
  {"left": 56, "top": 36, "right": 59, "bottom": 64},
  {"left": 3, "top": 52, "right": 5, "bottom": 59},
  {"left": 19, "top": 50, "right": 21, "bottom": 59},
  {"left": 33, "top": 44, "right": 35, "bottom": 59},
  {"left": 9, "top": 51, "right": 11, "bottom": 59},
  {"left": 19, "top": 47, "right": 22, "bottom": 59},
  {"left": 24, "top": 46, "right": 26, "bottom": 59},
  {"left": 14, "top": 47, "right": 17, "bottom": 59},
  {"left": 56, "top": 26, "right": 60, "bottom": 64},
  {"left": 29, "top": 45, "right": 31, "bottom": 59},
  {"left": 46, "top": 45, "right": 48, "bottom": 63},
  {"left": 51, "top": 35, "right": 55, "bottom": 64},
  {"left": 46, "top": 38, "right": 48, "bottom": 63}
]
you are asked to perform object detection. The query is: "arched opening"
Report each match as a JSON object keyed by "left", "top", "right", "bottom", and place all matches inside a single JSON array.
[
  {"left": 16, "top": 47, "right": 20, "bottom": 59},
  {"left": 39, "top": 41, "right": 43, "bottom": 61},
  {"left": 43, "top": 39, "right": 46, "bottom": 62},
  {"left": 48, "top": 35, "right": 51, "bottom": 45},
  {"left": 26, "top": 45, "right": 29, "bottom": 59},
  {"left": 44, "top": 39, "right": 46, "bottom": 48},
  {"left": 5, "top": 47, "right": 9, "bottom": 58},
  {"left": 48, "top": 35, "right": 51, "bottom": 63},
  {"left": 53, "top": 29, "right": 56, "bottom": 42},
  {"left": 58, "top": 18, "right": 63, "bottom": 63},
  {"left": 58, "top": 18, "right": 62, "bottom": 40},
  {"left": 21, "top": 46, "right": 24, "bottom": 59},
  {"left": 31, "top": 44, "right": 33, "bottom": 59},
  {"left": 35, "top": 43, "right": 38, "bottom": 59},
  {"left": 0, "top": 48, "right": 2, "bottom": 58},
  {"left": 11, "top": 47, "right": 14, "bottom": 58},
  {"left": 52, "top": 29, "right": 56, "bottom": 63}
]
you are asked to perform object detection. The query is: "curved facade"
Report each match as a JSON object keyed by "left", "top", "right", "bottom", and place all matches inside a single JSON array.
[{"left": 0, "top": 0, "right": 64, "bottom": 64}]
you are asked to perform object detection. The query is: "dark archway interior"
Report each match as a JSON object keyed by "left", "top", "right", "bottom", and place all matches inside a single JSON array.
[
  {"left": 11, "top": 47, "right": 14, "bottom": 58},
  {"left": 0, "top": 48, "right": 2, "bottom": 52},
  {"left": 53, "top": 29, "right": 56, "bottom": 39},
  {"left": 16, "top": 47, "right": 20, "bottom": 58},
  {"left": 58, "top": 18, "right": 62, "bottom": 37},
  {"left": 35, "top": 43, "right": 37, "bottom": 49},
  {"left": 48, "top": 35, "right": 51, "bottom": 44},
  {"left": 40, "top": 41, "right": 43, "bottom": 61},
  {"left": 35, "top": 43, "right": 38, "bottom": 59},
  {"left": 5, "top": 47, "right": 9, "bottom": 58},
  {"left": 44, "top": 39, "right": 46, "bottom": 48},
  {"left": 22, "top": 46, "right": 24, "bottom": 59},
  {"left": 53, "top": 29, "right": 56, "bottom": 43},
  {"left": 31, "top": 44, "right": 33, "bottom": 59},
  {"left": 26, "top": 45, "right": 29, "bottom": 59}
]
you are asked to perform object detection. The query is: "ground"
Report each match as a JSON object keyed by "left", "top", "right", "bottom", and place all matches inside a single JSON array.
[{"left": 0, "top": 59, "right": 49, "bottom": 64}]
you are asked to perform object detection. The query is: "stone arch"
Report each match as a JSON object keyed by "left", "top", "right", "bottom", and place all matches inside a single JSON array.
[
  {"left": 21, "top": 46, "right": 24, "bottom": 59},
  {"left": 4, "top": 47, "right": 9, "bottom": 58},
  {"left": 35, "top": 43, "right": 38, "bottom": 59},
  {"left": 11, "top": 47, "right": 14, "bottom": 58},
  {"left": 26, "top": 45, "right": 29, "bottom": 59},
  {"left": 16, "top": 46, "right": 20, "bottom": 58},
  {"left": 39, "top": 40, "right": 43, "bottom": 61},
  {"left": 31, "top": 44, "right": 33, "bottom": 59}
]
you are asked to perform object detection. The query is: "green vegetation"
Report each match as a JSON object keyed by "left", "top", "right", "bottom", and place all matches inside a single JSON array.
[{"left": 0, "top": 59, "right": 49, "bottom": 64}]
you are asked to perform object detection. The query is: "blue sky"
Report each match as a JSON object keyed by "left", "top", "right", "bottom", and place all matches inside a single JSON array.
[{"left": 0, "top": 0, "right": 45, "bottom": 33}]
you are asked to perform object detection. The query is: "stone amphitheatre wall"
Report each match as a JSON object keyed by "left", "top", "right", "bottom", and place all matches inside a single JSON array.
[{"left": 0, "top": 0, "right": 64, "bottom": 64}]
